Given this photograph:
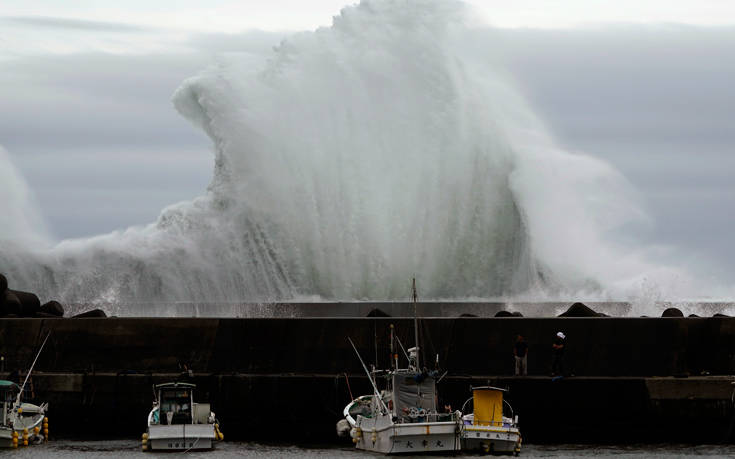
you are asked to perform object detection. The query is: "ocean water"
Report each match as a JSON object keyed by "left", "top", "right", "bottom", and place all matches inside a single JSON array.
[{"left": 3, "top": 441, "right": 735, "bottom": 458}]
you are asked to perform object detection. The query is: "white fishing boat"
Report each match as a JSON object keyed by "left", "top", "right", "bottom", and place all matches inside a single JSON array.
[
  {"left": 1, "top": 332, "right": 51, "bottom": 448},
  {"left": 341, "top": 279, "right": 462, "bottom": 454},
  {"left": 460, "top": 386, "right": 521, "bottom": 455},
  {"left": 0, "top": 381, "right": 48, "bottom": 448},
  {"left": 143, "top": 382, "right": 223, "bottom": 451}
]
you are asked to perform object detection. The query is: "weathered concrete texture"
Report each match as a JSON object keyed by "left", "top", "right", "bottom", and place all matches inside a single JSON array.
[
  {"left": 483, "top": 376, "right": 735, "bottom": 443},
  {"left": 1, "top": 318, "right": 734, "bottom": 443},
  {"left": 3, "top": 317, "right": 734, "bottom": 376}
]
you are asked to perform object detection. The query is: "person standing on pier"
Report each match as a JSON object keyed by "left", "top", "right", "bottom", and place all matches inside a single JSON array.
[
  {"left": 514, "top": 334, "right": 528, "bottom": 376},
  {"left": 551, "top": 332, "right": 566, "bottom": 376}
]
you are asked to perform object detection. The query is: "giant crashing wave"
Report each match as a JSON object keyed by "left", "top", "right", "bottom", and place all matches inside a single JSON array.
[{"left": 0, "top": 0, "right": 683, "bottom": 305}]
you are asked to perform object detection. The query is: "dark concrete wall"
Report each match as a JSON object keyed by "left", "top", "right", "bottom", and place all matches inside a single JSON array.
[
  {"left": 2, "top": 317, "right": 735, "bottom": 443},
  {"left": 2, "top": 317, "right": 734, "bottom": 376}
]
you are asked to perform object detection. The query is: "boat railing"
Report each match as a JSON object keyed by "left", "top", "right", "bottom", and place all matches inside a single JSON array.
[
  {"left": 147, "top": 406, "right": 159, "bottom": 425},
  {"left": 460, "top": 397, "right": 517, "bottom": 428},
  {"left": 468, "top": 418, "right": 517, "bottom": 428},
  {"left": 503, "top": 399, "right": 514, "bottom": 420},
  {"left": 398, "top": 410, "right": 460, "bottom": 424}
]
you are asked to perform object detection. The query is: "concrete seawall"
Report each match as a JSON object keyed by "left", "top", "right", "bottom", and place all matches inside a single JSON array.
[
  {"left": 2, "top": 317, "right": 734, "bottom": 443},
  {"left": 64, "top": 300, "right": 735, "bottom": 318}
]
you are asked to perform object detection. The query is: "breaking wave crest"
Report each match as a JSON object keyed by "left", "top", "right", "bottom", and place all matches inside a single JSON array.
[{"left": 0, "top": 0, "right": 708, "bottom": 307}]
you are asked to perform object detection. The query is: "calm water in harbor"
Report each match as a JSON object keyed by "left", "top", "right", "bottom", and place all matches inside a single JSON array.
[{"left": 1, "top": 441, "right": 734, "bottom": 458}]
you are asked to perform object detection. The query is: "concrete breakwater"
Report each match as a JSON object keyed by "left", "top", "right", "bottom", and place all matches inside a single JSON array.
[
  {"left": 62, "top": 300, "right": 735, "bottom": 318},
  {"left": 1, "top": 316, "right": 734, "bottom": 443}
]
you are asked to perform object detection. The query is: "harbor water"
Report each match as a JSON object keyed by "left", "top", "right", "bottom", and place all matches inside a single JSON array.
[{"left": 2, "top": 441, "right": 735, "bottom": 458}]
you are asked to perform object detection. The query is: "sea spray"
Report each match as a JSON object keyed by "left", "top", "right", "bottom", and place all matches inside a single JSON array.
[
  {"left": 0, "top": 146, "right": 50, "bottom": 247},
  {"left": 0, "top": 0, "right": 702, "bottom": 308}
]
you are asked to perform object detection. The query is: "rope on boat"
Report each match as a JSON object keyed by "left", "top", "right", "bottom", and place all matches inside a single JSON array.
[
  {"left": 181, "top": 436, "right": 200, "bottom": 454},
  {"left": 344, "top": 372, "right": 354, "bottom": 401}
]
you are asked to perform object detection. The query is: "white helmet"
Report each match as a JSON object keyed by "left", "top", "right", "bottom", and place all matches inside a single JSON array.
[{"left": 556, "top": 332, "right": 566, "bottom": 339}]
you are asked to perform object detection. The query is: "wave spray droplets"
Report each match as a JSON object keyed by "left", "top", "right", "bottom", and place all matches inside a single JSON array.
[{"left": 0, "top": 0, "right": 685, "bottom": 304}]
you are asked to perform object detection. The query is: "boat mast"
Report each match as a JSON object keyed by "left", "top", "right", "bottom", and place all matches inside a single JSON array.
[
  {"left": 390, "top": 324, "right": 396, "bottom": 370},
  {"left": 412, "top": 277, "right": 419, "bottom": 370},
  {"left": 347, "top": 337, "right": 389, "bottom": 413},
  {"left": 16, "top": 331, "right": 51, "bottom": 409}
]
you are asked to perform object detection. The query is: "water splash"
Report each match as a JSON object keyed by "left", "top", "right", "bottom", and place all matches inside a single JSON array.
[
  {"left": 0, "top": 0, "right": 711, "bottom": 308},
  {"left": 0, "top": 146, "right": 50, "bottom": 247}
]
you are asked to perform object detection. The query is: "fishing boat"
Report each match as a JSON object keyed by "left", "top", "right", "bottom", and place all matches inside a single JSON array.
[
  {"left": 341, "top": 279, "right": 462, "bottom": 454},
  {"left": 0, "top": 380, "right": 48, "bottom": 448},
  {"left": 460, "top": 386, "right": 521, "bottom": 455},
  {"left": 143, "top": 381, "right": 223, "bottom": 451},
  {"left": 0, "top": 332, "right": 51, "bottom": 448}
]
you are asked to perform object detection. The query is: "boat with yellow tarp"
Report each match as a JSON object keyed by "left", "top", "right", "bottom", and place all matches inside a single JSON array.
[{"left": 461, "top": 386, "right": 521, "bottom": 455}]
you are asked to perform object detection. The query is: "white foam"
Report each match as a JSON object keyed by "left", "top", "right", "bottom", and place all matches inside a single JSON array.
[{"left": 0, "top": 1, "right": 728, "bottom": 312}]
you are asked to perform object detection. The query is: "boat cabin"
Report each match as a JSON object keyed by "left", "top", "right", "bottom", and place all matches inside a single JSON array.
[
  {"left": 151, "top": 382, "right": 212, "bottom": 426},
  {"left": 0, "top": 381, "right": 20, "bottom": 426},
  {"left": 388, "top": 370, "right": 454, "bottom": 423},
  {"left": 392, "top": 370, "right": 435, "bottom": 422},
  {"left": 465, "top": 386, "right": 515, "bottom": 427},
  {"left": 155, "top": 382, "right": 195, "bottom": 425}
]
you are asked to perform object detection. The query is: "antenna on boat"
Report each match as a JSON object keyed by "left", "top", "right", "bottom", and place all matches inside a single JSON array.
[
  {"left": 347, "top": 337, "right": 389, "bottom": 413},
  {"left": 390, "top": 324, "right": 396, "bottom": 370},
  {"left": 394, "top": 335, "right": 411, "bottom": 364},
  {"left": 15, "top": 331, "right": 51, "bottom": 409},
  {"left": 412, "top": 277, "right": 420, "bottom": 370},
  {"left": 373, "top": 321, "right": 379, "bottom": 372}
]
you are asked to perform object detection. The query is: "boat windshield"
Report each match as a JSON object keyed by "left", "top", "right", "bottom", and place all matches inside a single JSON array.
[
  {"left": 0, "top": 382, "right": 19, "bottom": 403},
  {"left": 159, "top": 389, "right": 192, "bottom": 425}
]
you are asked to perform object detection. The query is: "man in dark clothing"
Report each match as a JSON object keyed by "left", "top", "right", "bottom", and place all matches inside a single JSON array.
[
  {"left": 514, "top": 334, "right": 528, "bottom": 376},
  {"left": 552, "top": 332, "right": 566, "bottom": 376}
]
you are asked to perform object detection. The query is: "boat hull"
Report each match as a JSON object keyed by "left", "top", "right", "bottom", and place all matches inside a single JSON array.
[
  {"left": 147, "top": 424, "right": 215, "bottom": 451},
  {"left": 0, "top": 404, "right": 46, "bottom": 448},
  {"left": 0, "top": 428, "right": 15, "bottom": 449},
  {"left": 0, "top": 427, "right": 44, "bottom": 448},
  {"left": 355, "top": 415, "right": 460, "bottom": 454},
  {"left": 461, "top": 426, "right": 521, "bottom": 455}
]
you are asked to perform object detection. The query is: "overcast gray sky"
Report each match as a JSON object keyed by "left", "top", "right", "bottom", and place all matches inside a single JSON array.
[{"left": 1, "top": 1, "right": 735, "bottom": 281}]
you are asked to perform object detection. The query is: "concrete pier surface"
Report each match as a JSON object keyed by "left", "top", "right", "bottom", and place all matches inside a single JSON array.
[{"left": 1, "top": 316, "right": 734, "bottom": 443}]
